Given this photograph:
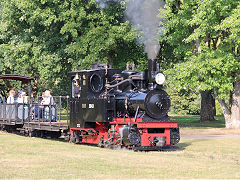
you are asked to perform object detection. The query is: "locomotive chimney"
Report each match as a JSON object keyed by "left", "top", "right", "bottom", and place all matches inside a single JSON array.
[{"left": 148, "top": 59, "right": 157, "bottom": 89}]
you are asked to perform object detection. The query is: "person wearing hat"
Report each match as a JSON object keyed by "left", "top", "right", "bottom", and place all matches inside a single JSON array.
[
  {"left": 73, "top": 75, "right": 81, "bottom": 98},
  {"left": 17, "top": 91, "right": 28, "bottom": 104},
  {"left": 17, "top": 91, "right": 29, "bottom": 120}
]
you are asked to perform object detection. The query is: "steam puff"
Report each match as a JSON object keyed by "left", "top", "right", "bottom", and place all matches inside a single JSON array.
[
  {"left": 95, "top": 0, "right": 163, "bottom": 59},
  {"left": 125, "top": 0, "right": 163, "bottom": 59}
]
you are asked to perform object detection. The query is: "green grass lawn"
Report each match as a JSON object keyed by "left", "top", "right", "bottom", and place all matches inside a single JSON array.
[
  {"left": 1, "top": 115, "right": 239, "bottom": 179},
  {"left": 170, "top": 115, "right": 225, "bottom": 128},
  {"left": 0, "top": 131, "right": 240, "bottom": 179},
  {"left": 170, "top": 115, "right": 240, "bottom": 135}
]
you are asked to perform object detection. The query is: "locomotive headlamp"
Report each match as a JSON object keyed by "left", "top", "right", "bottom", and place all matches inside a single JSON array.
[{"left": 155, "top": 73, "right": 166, "bottom": 85}]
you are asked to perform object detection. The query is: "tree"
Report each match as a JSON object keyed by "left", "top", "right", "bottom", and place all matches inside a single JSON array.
[
  {"left": 160, "top": 0, "right": 216, "bottom": 121},
  {"left": 216, "top": 3, "right": 240, "bottom": 128},
  {"left": 164, "top": 0, "right": 240, "bottom": 128}
]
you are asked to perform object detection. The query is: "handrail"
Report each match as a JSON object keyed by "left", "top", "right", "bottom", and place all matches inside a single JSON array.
[{"left": 1, "top": 96, "right": 70, "bottom": 130}]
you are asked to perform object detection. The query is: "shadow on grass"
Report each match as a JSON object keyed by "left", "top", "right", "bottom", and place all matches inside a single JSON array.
[{"left": 176, "top": 142, "right": 191, "bottom": 150}]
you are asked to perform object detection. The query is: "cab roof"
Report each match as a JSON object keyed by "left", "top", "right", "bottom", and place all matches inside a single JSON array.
[{"left": 0, "top": 74, "right": 34, "bottom": 84}]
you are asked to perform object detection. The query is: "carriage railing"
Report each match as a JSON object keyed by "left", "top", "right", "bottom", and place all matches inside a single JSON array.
[
  {"left": 0, "top": 104, "right": 16, "bottom": 122},
  {"left": 30, "top": 96, "right": 70, "bottom": 128},
  {"left": 0, "top": 103, "right": 29, "bottom": 124},
  {"left": 0, "top": 96, "right": 69, "bottom": 128}
]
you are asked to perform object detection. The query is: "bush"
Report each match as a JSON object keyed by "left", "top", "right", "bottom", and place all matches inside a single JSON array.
[{"left": 167, "top": 85, "right": 200, "bottom": 115}]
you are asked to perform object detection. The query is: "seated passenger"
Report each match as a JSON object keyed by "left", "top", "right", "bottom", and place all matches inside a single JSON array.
[
  {"left": 32, "top": 92, "right": 44, "bottom": 119},
  {"left": 16, "top": 91, "right": 29, "bottom": 121},
  {"left": 39, "top": 90, "right": 55, "bottom": 121},
  {"left": 43, "top": 90, "right": 55, "bottom": 105},
  {"left": 38, "top": 92, "right": 46, "bottom": 119},
  {"left": 22, "top": 92, "right": 28, "bottom": 103},
  {"left": 17, "top": 91, "right": 28, "bottom": 104},
  {"left": 7, "top": 90, "right": 16, "bottom": 104},
  {"left": 40, "top": 92, "right": 46, "bottom": 105}
]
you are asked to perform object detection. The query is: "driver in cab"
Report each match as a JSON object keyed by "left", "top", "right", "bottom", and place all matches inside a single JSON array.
[{"left": 73, "top": 77, "right": 81, "bottom": 98}]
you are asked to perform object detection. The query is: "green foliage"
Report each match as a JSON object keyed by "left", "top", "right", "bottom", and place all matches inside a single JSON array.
[
  {"left": 215, "top": 100, "right": 223, "bottom": 116},
  {"left": 219, "top": 3, "right": 240, "bottom": 45},
  {"left": 0, "top": 0, "right": 145, "bottom": 95},
  {"left": 1, "top": 0, "right": 239, "bottom": 119},
  {"left": 168, "top": 49, "right": 239, "bottom": 99},
  {"left": 158, "top": 0, "right": 197, "bottom": 69},
  {"left": 167, "top": 83, "right": 200, "bottom": 115}
]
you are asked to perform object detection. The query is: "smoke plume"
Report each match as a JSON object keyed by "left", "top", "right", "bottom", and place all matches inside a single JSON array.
[
  {"left": 125, "top": 0, "right": 163, "bottom": 59},
  {"left": 95, "top": 0, "right": 164, "bottom": 59}
]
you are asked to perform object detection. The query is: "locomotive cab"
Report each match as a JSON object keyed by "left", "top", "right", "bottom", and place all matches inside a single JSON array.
[{"left": 69, "top": 67, "right": 121, "bottom": 129}]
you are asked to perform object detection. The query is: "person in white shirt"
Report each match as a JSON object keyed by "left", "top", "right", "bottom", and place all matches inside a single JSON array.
[
  {"left": 17, "top": 91, "right": 28, "bottom": 120},
  {"left": 43, "top": 90, "right": 54, "bottom": 105},
  {"left": 17, "top": 91, "right": 28, "bottom": 104},
  {"left": 39, "top": 90, "right": 55, "bottom": 120},
  {"left": 6, "top": 90, "right": 16, "bottom": 119},
  {"left": 7, "top": 90, "right": 16, "bottom": 104}
]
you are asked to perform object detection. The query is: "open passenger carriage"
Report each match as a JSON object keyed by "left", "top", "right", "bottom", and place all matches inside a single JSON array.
[{"left": 0, "top": 74, "right": 69, "bottom": 137}]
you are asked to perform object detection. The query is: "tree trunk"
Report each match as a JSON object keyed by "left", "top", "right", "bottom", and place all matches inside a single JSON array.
[
  {"left": 216, "top": 98, "right": 231, "bottom": 128},
  {"left": 200, "top": 90, "right": 215, "bottom": 122},
  {"left": 212, "top": 96, "right": 216, "bottom": 116},
  {"left": 215, "top": 78, "right": 240, "bottom": 129},
  {"left": 230, "top": 78, "right": 240, "bottom": 128}
]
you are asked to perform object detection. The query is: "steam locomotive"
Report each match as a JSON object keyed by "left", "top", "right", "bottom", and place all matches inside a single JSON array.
[
  {"left": 68, "top": 59, "right": 180, "bottom": 150},
  {"left": 0, "top": 59, "right": 180, "bottom": 151}
]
